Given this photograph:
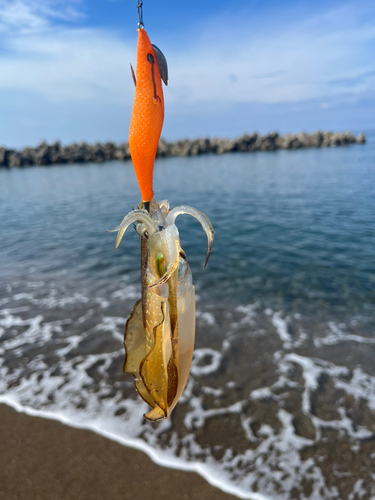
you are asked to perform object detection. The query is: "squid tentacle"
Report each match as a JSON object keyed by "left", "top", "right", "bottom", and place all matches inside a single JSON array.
[
  {"left": 108, "top": 209, "right": 156, "bottom": 248},
  {"left": 166, "top": 205, "right": 214, "bottom": 267}
]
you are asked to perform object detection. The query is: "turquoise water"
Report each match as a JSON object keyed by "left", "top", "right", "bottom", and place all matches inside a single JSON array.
[{"left": 1, "top": 135, "right": 375, "bottom": 499}]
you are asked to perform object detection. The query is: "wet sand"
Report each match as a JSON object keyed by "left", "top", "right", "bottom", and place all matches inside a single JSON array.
[{"left": 0, "top": 404, "right": 238, "bottom": 500}]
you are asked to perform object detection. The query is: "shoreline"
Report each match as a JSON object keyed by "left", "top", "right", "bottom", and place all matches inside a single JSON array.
[
  {"left": 0, "top": 402, "right": 243, "bottom": 500},
  {"left": 0, "top": 130, "right": 366, "bottom": 168},
  {"left": 0, "top": 399, "right": 253, "bottom": 500}
]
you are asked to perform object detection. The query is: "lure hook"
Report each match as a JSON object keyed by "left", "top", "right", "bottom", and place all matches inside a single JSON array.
[{"left": 137, "top": 0, "right": 144, "bottom": 29}]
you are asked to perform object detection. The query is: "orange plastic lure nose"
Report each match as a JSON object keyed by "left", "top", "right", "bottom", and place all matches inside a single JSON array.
[{"left": 129, "top": 29, "right": 165, "bottom": 202}]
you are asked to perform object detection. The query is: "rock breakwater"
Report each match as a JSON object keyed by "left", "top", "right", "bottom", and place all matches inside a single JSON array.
[{"left": 0, "top": 131, "right": 366, "bottom": 168}]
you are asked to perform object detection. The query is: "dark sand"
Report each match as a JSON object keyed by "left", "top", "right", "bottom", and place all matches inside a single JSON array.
[{"left": 0, "top": 404, "right": 238, "bottom": 500}]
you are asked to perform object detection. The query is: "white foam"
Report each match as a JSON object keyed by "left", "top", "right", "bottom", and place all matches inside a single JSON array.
[
  {"left": 196, "top": 310, "right": 216, "bottom": 326},
  {"left": 201, "top": 386, "right": 224, "bottom": 397},
  {"left": 271, "top": 312, "right": 292, "bottom": 348},
  {"left": 184, "top": 398, "right": 246, "bottom": 430},
  {"left": 250, "top": 387, "right": 277, "bottom": 401},
  {"left": 95, "top": 316, "right": 126, "bottom": 342},
  {"left": 1, "top": 294, "right": 375, "bottom": 500},
  {"left": 190, "top": 348, "right": 222, "bottom": 376},
  {"left": 235, "top": 303, "right": 260, "bottom": 326},
  {"left": 111, "top": 285, "right": 139, "bottom": 301},
  {"left": 334, "top": 367, "right": 375, "bottom": 411},
  {"left": 281, "top": 354, "right": 375, "bottom": 441},
  {"left": 315, "top": 322, "right": 375, "bottom": 347},
  {"left": 349, "top": 479, "right": 367, "bottom": 500}
]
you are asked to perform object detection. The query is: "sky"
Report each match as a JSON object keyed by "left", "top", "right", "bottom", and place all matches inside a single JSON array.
[{"left": 0, "top": 0, "right": 374, "bottom": 147}]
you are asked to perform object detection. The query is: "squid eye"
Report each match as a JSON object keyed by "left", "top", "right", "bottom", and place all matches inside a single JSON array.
[{"left": 156, "top": 252, "right": 166, "bottom": 278}]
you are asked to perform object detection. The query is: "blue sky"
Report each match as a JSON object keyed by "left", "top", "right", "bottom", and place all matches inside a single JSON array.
[{"left": 0, "top": 0, "right": 374, "bottom": 147}]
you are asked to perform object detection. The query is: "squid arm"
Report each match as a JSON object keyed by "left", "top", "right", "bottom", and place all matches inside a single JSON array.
[
  {"left": 166, "top": 205, "right": 214, "bottom": 267},
  {"left": 108, "top": 209, "right": 156, "bottom": 249}
]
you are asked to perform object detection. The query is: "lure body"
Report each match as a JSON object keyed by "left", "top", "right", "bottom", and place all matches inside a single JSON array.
[
  {"left": 129, "top": 29, "right": 165, "bottom": 202},
  {"left": 111, "top": 199, "right": 213, "bottom": 421}
]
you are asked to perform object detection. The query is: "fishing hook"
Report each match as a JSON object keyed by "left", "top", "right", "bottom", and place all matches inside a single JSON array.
[{"left": 137, "top": 0, "right": 144, "bottom": 29}]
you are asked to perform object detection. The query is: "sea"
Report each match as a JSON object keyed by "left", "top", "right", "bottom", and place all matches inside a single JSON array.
[{"left": 1, "top": 133, "right": 375, "bottom": 500}]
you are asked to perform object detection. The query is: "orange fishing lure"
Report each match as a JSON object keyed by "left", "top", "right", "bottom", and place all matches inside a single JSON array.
[{"left": 129, "top": 28, "right": 168, "bottom": 202}]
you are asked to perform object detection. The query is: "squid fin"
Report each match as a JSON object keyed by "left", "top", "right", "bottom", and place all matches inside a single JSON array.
[
  {"left": 139, "top": 302, "right": 170, "bottom": 415},
  {"left": 144, "top": 406, "right": 167, "bottom": 422},
  {"left": 124, "top": 299, "right": 156, "bottom": 409}
]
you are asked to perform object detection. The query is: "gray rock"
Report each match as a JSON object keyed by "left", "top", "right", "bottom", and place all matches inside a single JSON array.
[
  {"left": 356, "top": 133, "right": 366, "bottom": 143},
  {"left": 8, "top": 152, "right": 23, "bottom": 168},
  {"left": 0, "top": 131, "right": 366, "bottom": 168},
  {"left": 0, "top": 147, "right": 7, "bottom": 166},
  {"left": 114, "top": 142, "right": 131, "bottom": 161}
]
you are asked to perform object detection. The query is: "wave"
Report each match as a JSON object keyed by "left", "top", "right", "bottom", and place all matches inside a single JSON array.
[{"left": 1, "top": 283, "right": 375, "bottom": 499}]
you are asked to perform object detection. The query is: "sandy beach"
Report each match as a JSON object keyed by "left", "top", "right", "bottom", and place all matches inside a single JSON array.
[{"left": 0, "top": 404, "right": 238, "bottom": 500}]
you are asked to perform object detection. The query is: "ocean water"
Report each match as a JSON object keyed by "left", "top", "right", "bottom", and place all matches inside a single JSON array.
[{"left": 1, "top": 135, "right": 375, "bottom": 499}]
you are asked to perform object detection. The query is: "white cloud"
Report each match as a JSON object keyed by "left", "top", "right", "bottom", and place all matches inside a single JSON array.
[
  {"left": 0, "top": 1, "right": 134, "bottom": 104},
  {"left": 0, "top": 0, "right": 82, "bottom": 33},
  {"left": 0, "top": 28, "right": 133, "bottom": 102},
  {"left": 0, "top": 0, "right": 373, "bottom": 107},
  {"left": 165, "top": 2, "right": 375, "bottom": 105},
  {"left": 0, "top": 0, "right": 374, "bottom": 145},
  {"left": 0, "top": 0, "right": 46, "bottom": 31}
]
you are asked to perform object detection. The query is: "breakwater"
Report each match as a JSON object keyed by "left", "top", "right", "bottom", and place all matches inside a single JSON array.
[{"left": 0, "top": 131, "right": 366, "bottom": 167}]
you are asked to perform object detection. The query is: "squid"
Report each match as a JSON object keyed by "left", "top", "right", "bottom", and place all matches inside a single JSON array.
[
  {"left": 111, "top": 200, "right": 213, "bottom": 422},
  {"left": 110, "top": 10, "right": 213, "bottom": 422}
]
